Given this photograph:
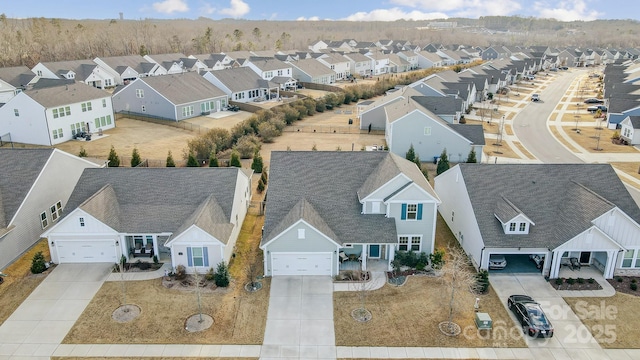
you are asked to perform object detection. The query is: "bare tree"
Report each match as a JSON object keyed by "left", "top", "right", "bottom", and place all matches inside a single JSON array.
[
  {"left": 193, "top": 269, "right": 204, "bottom": 323},
  {"left": 117, "top": 255, "right": 129, "bottom": 312},
  {"left": 350, "top": 270, "right": 372, "bottom": 322}
]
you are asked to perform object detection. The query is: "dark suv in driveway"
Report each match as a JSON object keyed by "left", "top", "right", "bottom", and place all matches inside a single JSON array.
[{"left": 508, "top": 295, "right": 554, "bottom": 338}]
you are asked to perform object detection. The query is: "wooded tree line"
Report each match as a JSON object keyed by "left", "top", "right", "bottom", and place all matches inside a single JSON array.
[{"left": 0, "top": 14, "right": 638, "bottom": 68}]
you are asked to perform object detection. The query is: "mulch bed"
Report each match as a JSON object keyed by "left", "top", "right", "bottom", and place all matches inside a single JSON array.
[
  {"left": 112, "top": 262, "right": 164, "bottom": 273},
  {"left": 549, "top": 277, "right": 603, "bottom": 291},
  {"left": 608, "top": 276, "right": 640, "bottom": 296}
]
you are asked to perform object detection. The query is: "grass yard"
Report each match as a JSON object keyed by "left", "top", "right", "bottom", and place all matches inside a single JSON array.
[
  {"left": 511, "top": 141, "right": 536, "bottom": 160},
  {"left": 0, "top": 239, "right": 51, "bottom": 325},
  {"left": 53, "top": 358, "right": 257, "bottom": 360},
  {"left": 333, "top": 214, "right": 526, "bottom": 348},
  {"left": 561, "top": 126, "right": 638, "bottom": 153},
  {"left": 63, "top": 214, "right": 269, "bottom": 345},
  {"left": 611, "top": 163, "right": 640, "bottom": 182},
  {"left": 548, "top": 126, "right": 581, "bottom": 153},
  {"left": 560, "top": 113, "right": 605, "bottom": 124},
  {"left": 565, "top": 293, "right": 640, "bottom": 348},
  {"left": 487, "top": 141, "right": 520, "bottom": 159}
]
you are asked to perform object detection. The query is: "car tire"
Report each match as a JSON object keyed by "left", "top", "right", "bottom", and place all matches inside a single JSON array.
[{"left": 507, "top": 300, "right": 512, "bottom": 309}]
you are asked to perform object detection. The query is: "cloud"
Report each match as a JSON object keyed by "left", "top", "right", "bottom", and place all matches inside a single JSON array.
[
  {"left": 389, "top": 0, "right": 522, "bottom": 18},
  {"left": 297, "top": 16, "right": 321, "bottom": 21},
  {"left": 152, "top": 0, "right": 189, "bottom": 14},
  {"left": 342, "top": 8, "right": 448, "bottom": 21},
  {"left": 533, "top": 0, "right": 601, "bottom": 21},
  {"left": 219, "top": 0, "right": 250, "bottom": 18},
  {"left": 199, "top": 3, "right": 216, "bottom": 15}
]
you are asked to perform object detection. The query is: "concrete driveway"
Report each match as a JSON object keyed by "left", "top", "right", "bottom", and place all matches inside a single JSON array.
[
  {"left": 261, "top": 276, "right": 335, "bottom": 359},
  {"left": 490, "top": 274, "right": 613, "bottom": 359},
  {"left": 0, "top": 263, "right": 112, "bottom": 359}
]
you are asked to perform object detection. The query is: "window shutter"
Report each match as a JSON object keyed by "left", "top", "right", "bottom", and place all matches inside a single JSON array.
[
  {"left": 401, "top": 204, "right": 407, "bottom": 220},
  {"left": 187, "top": 247, "right": 193, "bottom": 267},
  {"left": 417, "top": 204, "right": 423, "bottom": 220},
  {"left": 203, "top": 247, "right": 209, "bottom": 267}
]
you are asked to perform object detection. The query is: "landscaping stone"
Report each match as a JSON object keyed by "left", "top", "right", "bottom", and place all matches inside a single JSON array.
[{"left": 112, "top": 304, "right": 141, "bottom": 323}]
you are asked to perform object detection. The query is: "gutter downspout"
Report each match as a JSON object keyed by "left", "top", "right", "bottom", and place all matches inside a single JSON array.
[{"left": 478, "top": 246, "right": 485, "bottom": 271}]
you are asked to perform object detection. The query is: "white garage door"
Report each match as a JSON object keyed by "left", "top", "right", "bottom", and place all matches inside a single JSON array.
[
  {"left": 271, "top": 253, "right": 333, "bottom": 276},
  {"left": 56, "top": 240, "right": 117, "bottom": 263}
]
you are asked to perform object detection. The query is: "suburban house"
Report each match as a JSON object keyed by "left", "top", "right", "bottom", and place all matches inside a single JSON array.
[
  {"left": 288, "top": 59, "right": 336, "bottom": 84},
  {"left": 203, "top": 67, "right": 279, "bottom": 103},
  {"left": 620, "top": 116, "right": 640, "bottom": 144},
  {"left": 31, "top": 60, "right": 115, "bottom": 89},
  {"left": 317, "top": 53, "right": 351, "bottom": 81},
  {"left": 260, "top": 151, "right": 440, "bottom": 277},
  {"left": 0, "top": 82, "right": 115, "bottom": 146},
  {"left": 244, "top": 57, "right": 296, "bottom": 90},
  {"left": 366, "top": 51, "right": 390, "bottom": 75},
  {"left": 42, "top": 168, "right": 252, "bottom": 273},
  {"left": 0, "top": 148, "right": 102, "bottom": 269},
  {"left": 383, "top": 96, "right": 484, "bottom": 163},
  {"left": 387, "top": 54, "right": 411, "bottom": 73},
  {"left": 397, "top": 51, "right": 419, "bottom": 70},
  {"left": 343, "top": 52, "right": 372, "bottom": 77},
  {"left": 93, "top": 55, "right": 165, "bottom": 85},
  {"left": 111, "top": 72, "right": 228, "bottom": 121},
  {"left": 435, "top": 164, "right": 640, "bottom": 280},
  {"left": 0, "top": 66, "right": 38, "bottom": 103},
  {"left": 416, "top": 51, "right": 444, "bottom": 69},
  {"left": 359, "top": 86, "right": 422, "bottom": 131},
  {"left": 143, "top": 53, "right": 201, "bottom": 74},
  {"left": 190, "top": 53, "right": 234, "bottom": 71}
]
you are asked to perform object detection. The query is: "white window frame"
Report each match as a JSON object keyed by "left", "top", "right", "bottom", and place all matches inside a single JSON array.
[
  {"left": 191, "top": 247, "right": 204, "bottom": 267},
  {"left": 14, "top": 109, "right": 19, "bottom": 117},
  {"left": 519, "top": 222, "right": 526, "bottom": 232},
  {"left": 424, "top": 127, "right": 431, "bottom": 136},
  {"left": 40, "top": 212, "right": 48, "bottom": 229},
  {"left": 50, "top": 201, "right": 62, "bottom": 221},
  {"left": 298, "top": 229, "right": 305, "bottom": 239},
  {"left": 136, "top": 89, "right": 144, "bottom": 98},
  {"left": 509, "top": 222, "right": 516, "bottom": 231},
  {"left": 406, "top": 203, "right": 418, "bottom": 220},
  {"left": 398, "top": 236, "right": 409, "bottom": 251},
  {"left": 79, "top": 217, "right": 85, "bottom": 227},
  {"left": 102, "top": 99, "right": 107, "bottom": 107},
  {"left": 410, "top": 236, "right": 421, "bottom": 251}
]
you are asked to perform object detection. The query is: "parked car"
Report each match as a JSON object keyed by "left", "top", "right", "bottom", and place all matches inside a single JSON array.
[
  {"left": 226, "top": 105, "right": 240, "bottom": 112},
  {"left": 584, "top": 98, "right": 604, "bottom": 104},
  {"left": 508, "top": 295, "right": 554, "bottom": 338},
  {"left": 525, "top": 75, "right": 535, "bottom": 80},
  {"left": 531, "top": 93, "right": 540, "bottom": 102},
  {"left": 489, "top": 254, "right": 507, "bottom": 269},
  {"left": 559, "top": 66, "right": 569, "bottom": 70},
  {"left": 549, "top": 67, "right": 558, "bottom": 72},
  {"left": 587, "top": 105, "right": 607, "bottom": 113},
  {"left": 529, "top": 254, "right": 545, "bottom": 269}
]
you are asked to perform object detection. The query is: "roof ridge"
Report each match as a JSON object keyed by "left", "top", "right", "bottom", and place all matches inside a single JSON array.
[
  {"left": 569, "top": 180, "right": 615, "bottom": 207},
  {"left": 500, "top": 195, "right": 524, "bottom": 216}
]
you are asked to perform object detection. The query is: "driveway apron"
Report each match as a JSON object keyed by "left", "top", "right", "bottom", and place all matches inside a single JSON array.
[
  {"left": 262, "top": 276, "right": 335, "bottom": 359},
  {"left": 490, "top": 274, "right": 611, "bottom": 359},
  {"left": 0, "top": 263, "right": 112, "bottom": 359}
]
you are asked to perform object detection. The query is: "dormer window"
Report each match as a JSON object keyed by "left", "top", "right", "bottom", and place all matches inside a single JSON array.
[{"left": 509, "top": 222, "right": 516, "bottom": 231}]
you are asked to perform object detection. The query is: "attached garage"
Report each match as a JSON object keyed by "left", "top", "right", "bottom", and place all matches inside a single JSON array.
[
  {"left": 55, "top": 240, "right": 118, "bottom": 263},
  {"left": 271, "top": 252, "right": 333, "bottom": 276}
]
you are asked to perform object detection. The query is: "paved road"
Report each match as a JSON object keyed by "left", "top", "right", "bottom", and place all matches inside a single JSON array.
[{"left": 512, "top": 71, "right": 583, "bottom": 163}]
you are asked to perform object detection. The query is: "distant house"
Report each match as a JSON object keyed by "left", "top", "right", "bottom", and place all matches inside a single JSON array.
[
  {"left": 0, "top": 82, "right": 115, "bottom": 145},
  {"left": 620, "top": 116, "right": 640, "bottom": 144},
  {"left": 190, "top": 53, "right": 234, "bottom": 71},
  {"left": 387, "top": 54, "right": 411, "bottom": 73},
  {"left": 288, "top": 59, "right": 336, "bottom": 84},
  {"left": 111, "top": 72, "right": 228, "bottom": 121},
  {"left": 317, "top": 53, "right": 351, "bottom": 80},
  {"left": 397, "top": 51, "right": 419, "bottom": 70},
  {"left": 203, "top": 67, "right": 279, "bottom": 103},
  {"left": 366, "top": 52, "right": 390, "bottom": 75},
  {"left": 343, "top": 52, "right": 371, "bottom": 77},
  {"left": 32, "top": 60, "right": 115, "bottom": 89},
  {"left": 0, "top": 66, "right": 38, "bottom": 103},
  {"left": 143, "top": 53, "right": 195, "bottom": 74},
  {"left": 260, "top": 151, "right": 440, "bottom": 277},
  {"left": 416, "top": 51, "right": 444, "bottom": 69},
  {"left": 93, "top": 55, "right": 164, "bottom": 85},
  {"left": 42, "top": 168, "right": 252, "bottom": 273},
  {"left": 0, "top": 148, "right": 101, "bottom": 269},
  {"left": 244, "top": 57, "right": 296, "bottom": 90}
]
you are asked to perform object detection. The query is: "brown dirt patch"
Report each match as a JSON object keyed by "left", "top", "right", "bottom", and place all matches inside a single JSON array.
[
  {"left": 561, "top": 126, "right": 638, "bottom": 153},
  {"left": 565, "top": 293, "right": 640, "bottom": 348},
  {"left": 611, "top": 163, "right": 640, "bottom": 182},
  {"left": 607, "top": 276, "right": 640, "bottom": 296}
]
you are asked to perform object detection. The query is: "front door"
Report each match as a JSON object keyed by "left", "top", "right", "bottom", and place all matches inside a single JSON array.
[
  {"left": 580, "top": 252, "right": 591, "bottom": 264},
  {"left": 369, "top": 245, "right": 380, "bottom": 258}
]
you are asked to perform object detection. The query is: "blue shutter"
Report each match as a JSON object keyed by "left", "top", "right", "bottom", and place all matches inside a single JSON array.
[
  {"left": 417, "top": 204, "right": 423, "bottom": 220},
  {"left": 187, "top": 247, "right": 193, "bottom": 266},
  {"left": 401, "top": 204, "right": 407, "bottom": 220},
  {"left": 203, "top": 247, "right": 209, "bottom": 267}
]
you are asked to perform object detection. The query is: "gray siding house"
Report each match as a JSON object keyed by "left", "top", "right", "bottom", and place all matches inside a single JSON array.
[
  {"left": 203, "top": 67, "right": 279, "bottom": 103},
  {"left": 111, "top": 72, "right": 228, "bottom": 121},
  {"left": 0, "top": 149, "right": 101, "bottom": 269},
  {"left": 260, "top": 151, "right": 440, "bottom": 277}
]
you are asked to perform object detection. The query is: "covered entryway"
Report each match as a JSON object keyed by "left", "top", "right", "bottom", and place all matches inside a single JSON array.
[
  {"left": 271, "top": 253, "right": 333, "bottom": 276},
  {"left": 55, "top": 240, "right": 118, "bottom": 263}
]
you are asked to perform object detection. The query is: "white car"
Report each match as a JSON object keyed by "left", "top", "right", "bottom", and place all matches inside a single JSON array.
[
  {"left": 531, "top": 94, "right": 540, "bottom": 102},
  {"left": 489, "top": 254, "right": 507, "bottom": 269}
]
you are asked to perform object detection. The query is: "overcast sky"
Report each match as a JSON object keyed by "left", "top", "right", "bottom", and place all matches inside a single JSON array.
[{"left": 4, "top": 0, "right": 636, "bottom": 22}]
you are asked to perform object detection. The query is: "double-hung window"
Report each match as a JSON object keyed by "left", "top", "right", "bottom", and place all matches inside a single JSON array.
[
  {"left": 40, "top": 212, "right": 48, "bottom": 229},
  {"left": 398, "top": 236, "right": 409, "bottom": 251},
  {"left": 187, "top": 247, "right": 209, "bottom": 267}
]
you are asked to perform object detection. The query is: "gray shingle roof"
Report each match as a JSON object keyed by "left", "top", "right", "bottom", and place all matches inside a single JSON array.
[
  {"left": 411, "top": 96, "right": 463, "bottom": 115},
  {"left": 289, "top": 59, "right": 335, "bottom": 77},
  {"left": 628, "top": 116, "right": 640, "bottom": 129},
  {"left": 207, "top": 67, "right": 274, "bottom": 92},
  {"left": 458, "top": 164, "right": 640, "bottom": 249},
  {"left": 0, "top": 66, "right": 36, "bottom": 88},
  {"left": 134, "top": 72, "right": 226, "bottom": 105},
  {"left": 64, "top": 168, "right": 241, "bottom": 237},
  {"left": 0, "top": 149, "right": 54, "bottom": 227},
  {"left": 25, "top": 82, "right": 110, "bottom": 108},
  {"left": 448, "top": 124, "right": 486, "bottom": 145},
  {"left": 262, "top": 152, "right": 404, "bottom": 246}
]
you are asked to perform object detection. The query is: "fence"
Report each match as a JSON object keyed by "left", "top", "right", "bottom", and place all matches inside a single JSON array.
[
  {"left": 298, "top": 82, "right": 345, "bottom": 93},
  {"left": 283, "top": 124, "right": 383, "bottom": 135},
  {"left": 0, "top": 133, "right": 12, "bottom": 148},
  {"left": 116, "top": 112, "right": 206, "bottom": 134},
  {"left": 249, "top": 200, "right": 266, "bottom": 216}
]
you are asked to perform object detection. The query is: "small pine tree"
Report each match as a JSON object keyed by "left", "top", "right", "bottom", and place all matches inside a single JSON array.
[
  {"left": 421, "top": 167, "right": 429, "bottom": 181},
  {"left": 466, "top": 148, "right": 477, "bottom": 163},
  {"left": 31, "top": 251, "right": 47, "bottom": 274},
  {"left": 437, "top": 148, "right": 450, "bottom": 175},
  {"left": 257, "top": 178, "right": 265, "bottom": 193},
  {"left": 166, "top": 151, "right": 176, "bottom": 167},
  {"left": 405, "top": 144, "right": 416, "bottom": 162},
  {"left": 251, "top": 150, "right": 263, "bottom": 173},
  {"left": 186, "top": 152, "right": 199, "bottom": 167},
  {"left": 413, "top": 153, "right": 421, "bottom": 169},
  {"left": 130, "top": 147, "right": 141, "bottom": 167},
  {"left": 229, "top": 151, "right": 241, "bottom": 167},
  {"left": 260, "top": 168, "right": 268, "bottom": 185},
  {"left": 78, "top": 147, "right": 88, "bottom": 158},
  {"left": 209, "top": 151, "right": 219, "bottom": 167},
  {"left": 311, "top": 143, "right": 317, "bottom": 151},
  {"left": 214, "top": 262, "right": 230, "bottom": 287},
  {"left": 108, "top": 145, "right": 120, "bottom": 167}
]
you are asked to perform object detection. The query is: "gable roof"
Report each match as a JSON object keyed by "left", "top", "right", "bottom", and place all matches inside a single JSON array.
[
  {"left": 247, "top": 57, "right": 289, "bottom": 71},
  {"left": 458, "top": 164, "right": 640, "bottom": 249},
  {"left": 63, "top": 168, "right": 241, "bottom": 235},
  {"left": 626, "top": 116, "right": 640, "bottom": 128},
  {"left": 24, "top": 82, "right": 110, "bottom": 107},
  {"left": 0, "top": 66, "right": 36, "bottom": 88},
  {"left": 207, "top": 67, "right": 275, "bottom": 92},
  {"left": 263, "top": 152, "right": 424, "bottom": 246},
  {"left": 289, "top": 59, "right": 335, "bottom": 77},
  {"left": 0, "top": 149, "right": 54, "bottom": 228},
  {"left": 131, "top": 72, "right": 226, "bottom": 104}
]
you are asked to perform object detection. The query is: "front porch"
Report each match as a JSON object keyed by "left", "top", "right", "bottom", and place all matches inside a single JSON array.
[{"left": 338, "top": 243, "right": 392, "bottom": 272}]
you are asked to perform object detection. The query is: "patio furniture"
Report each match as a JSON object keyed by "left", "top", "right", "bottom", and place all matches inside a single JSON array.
[
  {"left": 339, "top": 251, "right": 348, "bottom": 263},
  {"left": 561, "top": 258, "right": 572, "bottom": 269},
  {"left": 570, "top": 257, "right": 581, "bottom": 271}
]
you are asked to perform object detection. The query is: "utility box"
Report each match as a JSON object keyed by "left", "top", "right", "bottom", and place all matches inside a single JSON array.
[{"left": 475, "top": 312, "right": 492, "bottom": 330}]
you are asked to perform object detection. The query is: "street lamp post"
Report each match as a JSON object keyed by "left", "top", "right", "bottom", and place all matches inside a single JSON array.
[{"left": 574, "top": 103, "right": 581, "bottom": 132}]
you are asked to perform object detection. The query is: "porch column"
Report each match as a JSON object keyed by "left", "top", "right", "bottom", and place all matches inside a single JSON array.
[
  {"left": 361, "top": 246, "right": 367, "bottom": 270},
  {"left": 550, "top": 250, "right": 561, "bottom": 279},
  {"left": 388, "top": 244, "right": 395, "bottom": 271},
  {"left": 604, "top": 250, "right": 617, "bottom": 279},
  {"left": 153, "top": 235, "right": 159, "bottom": 260},
  {"left": 542, "top": 250, "right": 553, "bottom": 277}
]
